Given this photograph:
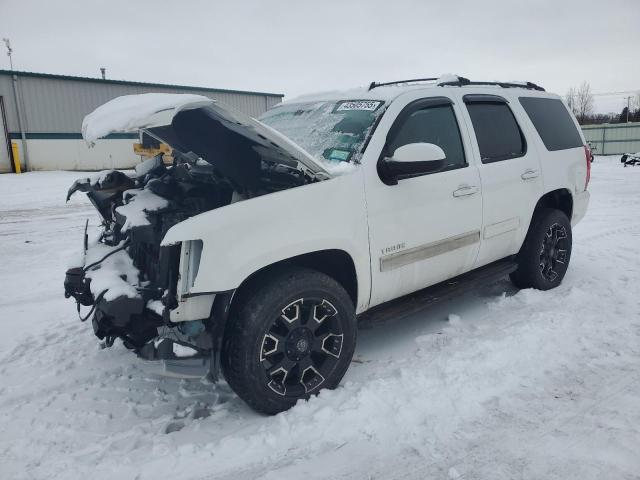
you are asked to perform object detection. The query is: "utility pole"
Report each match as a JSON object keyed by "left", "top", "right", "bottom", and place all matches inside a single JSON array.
[
  {"left": 624, "top": 96, "right": 632, "bottom": 123},
  {"left": 2, "top": 38, "right": 30, "bottom": 171},
  {"left": 2, "top": 38, "right": 13, "bottom": 70}
]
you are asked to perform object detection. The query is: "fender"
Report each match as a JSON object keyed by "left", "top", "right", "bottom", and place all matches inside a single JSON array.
[{"left": 161, "top": 169, "right": 372, "bottom": 313}]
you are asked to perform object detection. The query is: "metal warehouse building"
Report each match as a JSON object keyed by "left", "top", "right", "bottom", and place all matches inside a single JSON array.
[
  {"left": 0, "top": 70, "right": 283, "bottom": 172},
  {"left": 581, "top": 122, "right": 640, "bottom": 156}
]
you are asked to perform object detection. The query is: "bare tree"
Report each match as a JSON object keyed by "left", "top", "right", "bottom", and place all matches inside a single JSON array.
[
  {"left": 566, "top": 82, "right": 594, "bottom": 124},
  {"left": 574, "top": 82, "right": 594, "bottom": 124}
]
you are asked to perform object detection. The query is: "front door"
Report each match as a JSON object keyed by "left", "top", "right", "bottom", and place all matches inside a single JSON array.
[{"left": 364, "top": 94, "right": 483, "bottom": 307}]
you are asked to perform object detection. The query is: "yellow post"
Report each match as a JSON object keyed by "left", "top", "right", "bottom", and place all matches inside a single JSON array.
[{"left": 11, "top": 141, "right": 21, "bottom": 174}]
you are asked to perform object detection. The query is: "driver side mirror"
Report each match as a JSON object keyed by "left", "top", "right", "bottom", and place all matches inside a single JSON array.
[{"left": 378, "top": 142, "right": 446, "bottom": 185}]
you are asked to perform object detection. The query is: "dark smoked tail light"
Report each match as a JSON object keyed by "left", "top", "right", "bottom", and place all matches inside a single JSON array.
[{"left": 584, "top": 145, "right": 592, "bottom": 190}]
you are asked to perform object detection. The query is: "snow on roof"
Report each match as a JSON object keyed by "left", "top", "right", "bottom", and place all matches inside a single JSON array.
[
  {"left": 285, "top": 86, "right": 410, "bottom": 104},
  {"left": 282, "top": 75, "right": 553, "bottom": 106},
  {"left": 284, "top": 74, "right": 459, "bottom": 104}
]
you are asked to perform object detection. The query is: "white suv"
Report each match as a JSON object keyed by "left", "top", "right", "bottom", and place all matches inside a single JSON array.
[{"left": 64, "top": 76, "right": 591, "bottom": 414}]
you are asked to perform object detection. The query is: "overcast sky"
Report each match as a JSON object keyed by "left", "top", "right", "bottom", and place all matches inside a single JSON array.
[{"left": 1, "top": 0, "right": 638, "bottom": 113}]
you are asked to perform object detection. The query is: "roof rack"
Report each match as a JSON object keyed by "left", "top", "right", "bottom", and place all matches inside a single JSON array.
[
  {"left": 438, "top": 76, "right": 545, "bottom": 91},
  {"left": 367, "top": 76, "right": 545, "bottom": 92},
  {"left": 368, "top": 77, "right": 438, "bottom": 91}
]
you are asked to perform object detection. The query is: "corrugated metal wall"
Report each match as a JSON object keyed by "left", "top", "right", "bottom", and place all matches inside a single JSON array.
[
  {"left": 582, "top": 122, "right": 640, "bottom": 155},
  {"left": 0, "top": 71, "right": 283, "bottom": 135}
]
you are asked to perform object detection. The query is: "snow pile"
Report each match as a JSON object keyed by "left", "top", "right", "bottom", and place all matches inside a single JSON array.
[
  {"left": 83, "top": 241, "right": 140, "bottom": 301},
  {"left": 322, "top": 160, "right": 358, "bottom": 175},
  {"left": 173, "top": 343, "right": 198, "bottom": 358},
  {"left": 436, "top": 73, "right": 459, "bottom": 84},
  {"left": 82, "top": 93, "right": 214, "bottom": 143},
  {"left": 84, "top": 169, "right": 122, "bottom": 187},
  {"left": 146, "top": 299, "right": 164, "bottom": 315},
  {"left": 115, "top": 188, "right": 169, "bottom": 231}
]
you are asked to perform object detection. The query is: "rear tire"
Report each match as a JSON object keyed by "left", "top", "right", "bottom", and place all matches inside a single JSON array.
[
  {"left": 510, "top": 208, "right": 572, "bottom": 290},
  {"left": 221, "top": 268, "right": 356, "bottom": 415}
]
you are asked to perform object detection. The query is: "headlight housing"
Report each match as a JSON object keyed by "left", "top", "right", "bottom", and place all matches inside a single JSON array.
[{"left": 177, "top": 240, "right": 203, "bottom": 297}]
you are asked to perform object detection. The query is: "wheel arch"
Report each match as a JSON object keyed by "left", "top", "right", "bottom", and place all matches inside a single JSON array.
[
  {"left": 534, "top": 188, "right": 573, "bottom": 220},
  {"left": 208, "top": 249, "right": 359, "bottom": 383},
  {"left": 232, "top": 249, "right": 359, "bottom": 309},
  {"left": 517, "top": 189, "right": 574, "bottom": 257}
]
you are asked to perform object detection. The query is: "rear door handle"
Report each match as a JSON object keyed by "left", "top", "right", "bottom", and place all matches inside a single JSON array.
[
  {"left": 453, "top": 185, "right": 479, "bottom": 197},
  {"left": 521, "top": 169, "right": 539, "bottom": 180}
]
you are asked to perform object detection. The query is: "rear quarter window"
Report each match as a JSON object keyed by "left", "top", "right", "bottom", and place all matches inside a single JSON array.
[{"left": 519, "top": 97, "right": 583, "bottom": 151}]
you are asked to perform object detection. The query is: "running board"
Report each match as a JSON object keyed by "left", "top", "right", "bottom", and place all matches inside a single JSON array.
[{"left": 359, "top": 258, "right": 517, "bottom": 325}]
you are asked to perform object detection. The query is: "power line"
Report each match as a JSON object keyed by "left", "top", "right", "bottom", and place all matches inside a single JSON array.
[
  {"left": 566, "top": 89, "right": 639, "bottom": 98},
  {"left": 591, "top": 90, "right": 639, "bottom": 97}
]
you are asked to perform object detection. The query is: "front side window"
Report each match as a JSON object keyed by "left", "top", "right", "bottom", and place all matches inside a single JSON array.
[
  {"left": 387, "top": 105, "right": 466, "bottom": 171},
  {"left": 466, "top": 102, "right": 525, "bottom": 163}
]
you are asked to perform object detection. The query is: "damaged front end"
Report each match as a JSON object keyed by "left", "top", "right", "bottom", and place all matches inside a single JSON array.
[{"left": 64, "top": 95, "right": 330, "bottom": 377}]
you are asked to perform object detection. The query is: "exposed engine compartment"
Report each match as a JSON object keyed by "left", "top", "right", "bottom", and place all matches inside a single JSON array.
[{"left": 64, "top": 120, "right": 323, "bottom": 358}]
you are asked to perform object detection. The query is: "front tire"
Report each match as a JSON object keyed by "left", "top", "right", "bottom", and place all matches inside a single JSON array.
[
  {"left": 510, "top": 208, "right": 572, "bottom": 290},
  {"left": 221, "top": 268, "right": 356, "bottom": 415}
]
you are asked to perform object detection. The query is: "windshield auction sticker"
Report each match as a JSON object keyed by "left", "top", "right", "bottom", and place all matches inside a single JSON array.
[{"left": 335, "top": 100, "right": 382, "bottom": 112}]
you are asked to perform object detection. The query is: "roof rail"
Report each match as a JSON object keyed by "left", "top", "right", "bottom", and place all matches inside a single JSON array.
[
  {"left": 438, "top": 76, "right": 545, "bottom": 91},
  {"left": 368, "top": 77, "right": 439, "bottom": 91}
]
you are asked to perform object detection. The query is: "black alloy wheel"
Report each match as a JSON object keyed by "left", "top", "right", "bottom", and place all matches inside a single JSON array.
[
  {"left": 510, "top": 208, "right": 573, "bottom": 290},
  {"left": 260, "top": 297, "right": 344, "bottom": 397},
  {"left": 539, "top": 223, "right": 569, "bottom": 282},
  {"left": 221, "top": 268, "right": 356, "bottom": 415}
]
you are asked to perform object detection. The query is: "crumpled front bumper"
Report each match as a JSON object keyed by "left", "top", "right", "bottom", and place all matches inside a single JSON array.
[{"left": 64, "top": 264, "right": 165, "bottom": 347}]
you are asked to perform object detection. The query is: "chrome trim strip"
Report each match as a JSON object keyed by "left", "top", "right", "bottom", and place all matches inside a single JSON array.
[{"left": 380, "top": 230, "right": 480, "bottom": 272}]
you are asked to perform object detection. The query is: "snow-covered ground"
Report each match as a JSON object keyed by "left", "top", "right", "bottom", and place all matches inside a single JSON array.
[{"left": 0, "top": 157, "right": 639, "bottom": 480}]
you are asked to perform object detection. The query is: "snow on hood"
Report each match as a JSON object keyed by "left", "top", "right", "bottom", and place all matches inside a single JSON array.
[
  {"left": 82, "top": 93, "right": 214, "bottom": 143},
  {"left": 82, "top": 93, "right": 330, "bottom": 177}
]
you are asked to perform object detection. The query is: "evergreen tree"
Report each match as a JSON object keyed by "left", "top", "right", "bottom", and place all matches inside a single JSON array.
[{"left": 619, "top": 107, "right": 629, "bottom": 123}]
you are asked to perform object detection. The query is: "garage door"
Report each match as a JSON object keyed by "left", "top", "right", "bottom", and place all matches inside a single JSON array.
[{"left": 0, "top": 97, "right": 12, "bottom": 173}]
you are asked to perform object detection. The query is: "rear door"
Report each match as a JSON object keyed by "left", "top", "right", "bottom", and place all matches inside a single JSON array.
[{"left": 458, "top": 92, "right": 543, "bottom": 267}]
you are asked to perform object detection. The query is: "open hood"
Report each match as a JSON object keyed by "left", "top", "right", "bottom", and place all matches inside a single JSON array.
[{"left": 82, "top": 93, "right": 330, "bottom": 179}]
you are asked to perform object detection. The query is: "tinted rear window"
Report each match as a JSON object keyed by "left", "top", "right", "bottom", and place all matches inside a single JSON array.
[
  {"left": 466, "top": 102, "right": 526, "bottom": 163},
  {"left": 519, "top": 97, "right": 583, "bottom": 151}
]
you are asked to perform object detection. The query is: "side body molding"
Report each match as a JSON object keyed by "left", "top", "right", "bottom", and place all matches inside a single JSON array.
[
  {"left": 380, "top": 231, "right": 481, "bottom": 272},
  {"left": 161, "top": 170, "right": 372, "bottom": 313}
]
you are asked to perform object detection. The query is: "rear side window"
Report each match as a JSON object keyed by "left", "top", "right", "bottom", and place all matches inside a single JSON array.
[
  {"left": 466, "top": 102, "right": 525, "bottom": 163},
  {"left": 519, "top": 97, "right": 583, "bottom": 151}
]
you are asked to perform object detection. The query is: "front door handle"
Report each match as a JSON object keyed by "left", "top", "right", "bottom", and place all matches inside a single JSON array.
[
  {"left": 521, "top": 169, "right": 539, "bottom": 180},
  {"left": 453, "top": 185, "right": 479, "bottom": 197}
]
